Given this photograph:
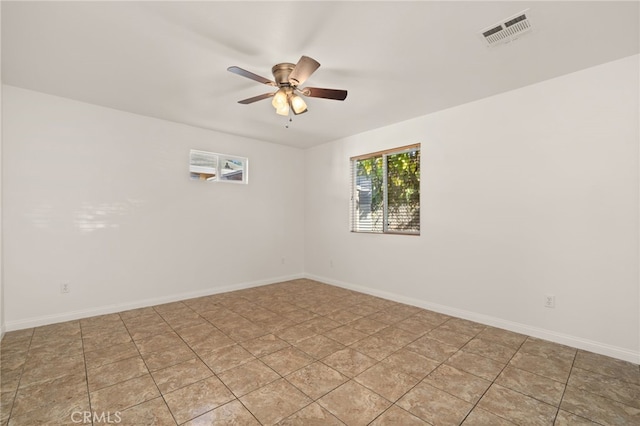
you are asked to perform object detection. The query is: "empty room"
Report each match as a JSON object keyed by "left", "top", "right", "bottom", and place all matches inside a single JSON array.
[{"left": 1, "top": 1, "right": 639, "bottom": 425}]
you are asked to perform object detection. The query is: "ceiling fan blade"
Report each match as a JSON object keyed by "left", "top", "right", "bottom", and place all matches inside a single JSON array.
[
  {"left": 302, "top": 87, "right": 348, "bottom": 101},
  {"left": 238, "top": 92, "right": 275, "bottom": 104},
  {"left": 288, "top": 56, "right": 320, "bottom": 86},
  {"left": 228, "top": 66, "right": 276, "bottom": 86}
]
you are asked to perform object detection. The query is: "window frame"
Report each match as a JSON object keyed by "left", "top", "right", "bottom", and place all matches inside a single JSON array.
[{"left": 350, "top": 143, "right": 421, "bottom": 235}]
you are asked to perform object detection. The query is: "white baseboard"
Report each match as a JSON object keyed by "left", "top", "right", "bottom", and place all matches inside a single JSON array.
[
  {"left": 305, "top": 273, "right": 640, "bottom": 364},
  {"left": 4, "top": 273, "right": 304, "bottom": 332}
]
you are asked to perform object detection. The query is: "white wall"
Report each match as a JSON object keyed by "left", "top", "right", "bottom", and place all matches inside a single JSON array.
[
  {"left": 2, "top": 85, "right": 305, "bottom": 329},
  {"left": 305, "top": 55, "right": 640, "bottom": 363}
]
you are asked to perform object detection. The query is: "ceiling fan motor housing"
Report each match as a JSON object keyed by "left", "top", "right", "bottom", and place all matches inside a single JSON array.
[{"left": 272, "top": 63, "right": 296, "bottom": 87}]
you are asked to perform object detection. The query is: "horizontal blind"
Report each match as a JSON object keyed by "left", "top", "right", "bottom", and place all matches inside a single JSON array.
[{"left": 351, "top": 155, "right": 384, "bottom": 232}]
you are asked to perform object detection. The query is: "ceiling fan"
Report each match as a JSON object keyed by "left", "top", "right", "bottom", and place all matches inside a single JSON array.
[{"left": 227, "top": 55, "right": 347, "bottom": 116}]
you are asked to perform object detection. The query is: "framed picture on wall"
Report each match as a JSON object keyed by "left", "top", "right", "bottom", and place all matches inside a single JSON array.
[
  {"left": 189, "top": 149, "right": 219, "bottom": 181},
  {"left": 219, "top": 155, "right": 248, "bottom": 184}
]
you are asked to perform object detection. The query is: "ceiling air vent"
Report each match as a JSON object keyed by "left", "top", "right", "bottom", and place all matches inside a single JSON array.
[{"left": 479, "top": 9, "right": 532, "bottom": 46}]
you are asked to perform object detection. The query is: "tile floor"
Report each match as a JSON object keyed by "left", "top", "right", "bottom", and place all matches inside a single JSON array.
[{"left": 1, "top": 279, "right": 639, "bottom": 425}]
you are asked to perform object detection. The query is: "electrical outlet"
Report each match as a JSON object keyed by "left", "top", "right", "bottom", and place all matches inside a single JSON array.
[
  {"left": 281, "top": 257, "right": 285, "bottom": 265},
  {"left": 60, "top": 283, "right": 70, "bottom": 294},
  {"left": 330, "top": 259, "right": 334, "bottom": 268},
  {"left": 544, "top": 294, "right": 555, "bottom": 308}
]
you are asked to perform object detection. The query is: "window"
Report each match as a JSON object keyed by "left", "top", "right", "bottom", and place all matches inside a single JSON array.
[{"left": 351, "top": 144, "right": 420, "bottom": 234}]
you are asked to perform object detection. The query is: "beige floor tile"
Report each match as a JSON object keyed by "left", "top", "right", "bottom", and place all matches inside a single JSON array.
[
  {"left": 349, "top": 304, "right": 380, "bottom": 317},
  {"left": 349, "top": 317, "right": 389, "bottom": 335},
  {"left": 282, "top": 309, "right": 318, "bottom": 324},
  {"left": 184, "top": 400, "right": 260, "bottom": 426},
  {"left": 369, "top": 405, "right": 428, "bottom": 425},
  {"left": 462, "top": 407, "right": 516, "bottom": 425},
  {"left": 355, "top": 363, "right": 419, "bottom": 402},
  {"left": 12, "top": 373, "right": 87, "bottom": 416},
  {"left": 1, "top": 370, "right": 21, "bottom": 394},
  {"left": 374, "top": 326, "right": 421, "bottom": 347},
  {"left": 29, "top": 337, "right": 83, "bottom": 356},
  {"left": 446, "top": 350, "right": 506, "bottom": 381},
  {"left": 397, "top": 381, "right": 473, "bottom": 425},
  {"left": 19, "top": 355, "right": 85, "bottom": 387},
  {"left": 152, "top": 357, "right": 213, "bottom": 394},
  {"left": 119, "top": 306, "right": 157, "bottom": 320},
  {"left": 163, "top": 376, "right": 235, "bottom": 424},
  {"left": 180, "top": 325, "right": 236, "bottom": 353},
  {"left": 560, "top": 385, "right": 640, "bottom": 425},
  {"left": 7, "top": 394, "right": 89, "bottom": 426},
  {"left": 495, "top": 366, "right": 565, "bottom": 406},
  {"left": 426, "top": 328, "right": 474, "bottom": 349},
  {"left": 380, "top": 348, "right": 440, "bottom": 380},
  {"left": 84, "top": 341, "right": 139, "bottom": 370},
  {"left": 218, "top": 359, "right": 280, "bottom": 396},
  {"left": 393, "top": 315, "right": 438, "bottom": 335},
  {"left": 318, "top": 381, "right": 391, "bottom": 426},
  {"left": 424, "top": 364, "right": 491, "bottom": 404},
  {"left": 3, "top": 279, "right": 638, "bottom": 426},
  {"left": 302, "top": 317, "right": 341, "bottom": 335},
  {"left": 118, "top": 396, "right": 177, "bottom": 425},
  {"left": 141, "top": 344, "right": 196, "bottom": 371},
  {"left": 323, "top": 325, "right": 368, "bottom": 346},
  {"left": 90, "top": 374, "right": 160, "bottom": 413},
  {"left": 322, "top": 348, "right": 377, "bottom": 378},
  {"left": 82, "top": 329, "right": 132, "bottom": 352},
  {"left": 240, "top": 378, "right": 312, "bottom": 425},
  {"left": 293, "top": 334, "right": 345, "bottom": 359},
  {"left": 519, "top": 337, "right": 577, "bottom": 361},
  {"left": 476, "top": 328, "right": 527, "bottom": 349},
  {"left": 256, "top": 315, "right": 295, "bottom": 333},
  {"left": 462, "top": 337, "right": 517, "bottom": 363},
  {"left": 411, "top": 310, "right": 451, "bottom": 327},
  {"left": 224, "top": 322, "right": 267, "bottom": 342},
  {"left": 405, "top": 336, "right": 459, "bottom": 362},
  {"left": 1, "top": 391, "right": 15, "bottom": 423},
  {"left": 574, "top": 350, "right": 640, "bottom": 385},
  {"left": 199, "top": 344, "right": 255, "bottom": 374},
  {"left": 477, "top": 384, "right": 557, "bottom": 425},
  {"left": 128, "top": 322, "right": 174, "bottom": 341},
  {"left": 276, "top": 402, "right": 345, "bottom": 425},
  {"left": 161, "top": 312, "right": 207, "bottom": 331},
  {"left": 509, "top": 351, "right": 572, "bottom": 383},
  {"left": 438, "top": 318, "right": 486, "bottom": 337},
  {"left": 87, "top": 356, "right": 148, "bottom": 391},
  {"left": 286, "top": 362, "right": 348, "bottom": 400},
  {"left": 240, "top": 334, "right": 290, "bottom": 357},
  {"left": 134, "top": 331, "right": 184, "bottom": 355},
  {"left": 276, "top": 323, "right": 318, "bottom": 344},
  {"left": 261, "top": 346, "right": 314, "bottom": 376},
  {"left": 568, "top": 366, "right": 640, "bottom": 408},
  {"left": 324, "top": 309, "right": 363, "bottom": 325},
  {"left": 553, "top": 409, "right": 600, "bottom": 425},
  {"left": 349, "top": 335, "right": 400, "bottom": 361},
  {"left": 367, "top": 309, "right": 410, "bottom": 325},
  {"left": 308, "top": 302, "right": 344, "bottom": 316}
]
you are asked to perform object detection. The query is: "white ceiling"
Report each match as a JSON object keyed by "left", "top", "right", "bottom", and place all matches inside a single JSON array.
[{"left": 2, "top": 1, "right": 638, "bottom": 148}]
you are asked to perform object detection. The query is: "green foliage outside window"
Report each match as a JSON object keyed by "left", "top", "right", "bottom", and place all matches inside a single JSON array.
[{"left": 353, "top": 146, "right": 420, "bottom": 234}]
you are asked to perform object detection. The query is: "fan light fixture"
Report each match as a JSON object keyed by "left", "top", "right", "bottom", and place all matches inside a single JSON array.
[
  {"left": 290, "top": 94, "right": 307, "bottom": 114},
  {"left": 271, "top": 88, "right": 307, "bottom": 116},
  {"left": 228, "top": 55, "right": 347, "bottom": 121}
]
